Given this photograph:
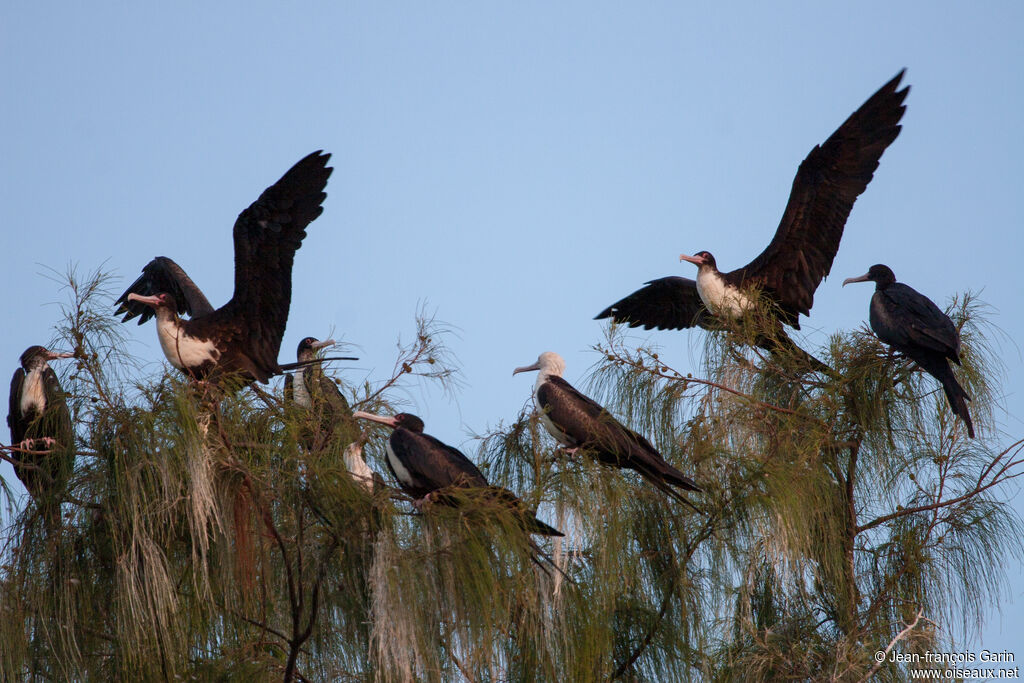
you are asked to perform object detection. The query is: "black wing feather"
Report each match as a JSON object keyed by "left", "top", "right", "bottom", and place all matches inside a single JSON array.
[
  {"left": 208, "top": 151, "right": 332, "bottom": 376},
  {"left": 539, "top": 377, "right": 700, "bottom": 493},
  {"left": 8, "top": 368, "right": 25, "bottom": 441},
  {"left": 871, "top": 284, "right": 960, "bottom": 361},
  {"left": 389, "top": 429, "right": 488, "bottom": 495},
  {"left": 737, "top": 70, "right": 909, "bottom": 326},
  {"left": 313, "top": 371, "right": 351, "bottom": 416},
  {"left": 283, "top": 373, "right": 294, "bottom": 404},
  {"left": 868, "top": 284, "right": 972, "bottom": 437},
  {"left": 595, "top": 276, "right": 715, "bottom": 331},
  {"left": 115, "top": 256, "right": 214, "bottom": 325}
]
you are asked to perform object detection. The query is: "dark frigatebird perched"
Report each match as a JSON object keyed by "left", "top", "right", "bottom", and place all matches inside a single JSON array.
[
  {"left": 7, "top": 346, "right": 75, "bottom": 519},
  {"left": 513, "top": 352, "right": 701, "bottom": 506},
  {"left": 284, "top": 336, "right": 378, "bottom": 491},
  {"left": 285, "top": 337, "right": 349, "bottom": 442},
  {"left": 352, "top": 411, "right": 563, "bottom": 537},
  {"left": 843, "top": 264, "right": 975, "bottom": 438},
  {"left": 115, "top": 151, "right": 333, "bottom": 384},
  {"left": 596, "top": 71, "right": 910, "bottom": 352}
]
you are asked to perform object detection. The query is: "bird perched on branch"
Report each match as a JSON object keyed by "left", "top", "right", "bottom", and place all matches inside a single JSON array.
[
  {"left": 8, "top": 345, "right": 76, "bottom": 526},
  {"left": 597, "top": 71, "right": 910, "bottom": 368},
  {"left": 353, "top": 411, "right": 563, "bottom": 537},
  {"left": 514, "top": 352, "right": 700, "bottom": 507},
  {"left": 843, "top": 264, "right": 974, "bottom": 438},
  {"left": 115, "top": 151, "right": 333, "bottom": 385},
  {"left": 285, "top": 337, "right": 351, "bottom": 447},
  {"left": 285, "top": 336, "right": 378, "bottom": 492}
]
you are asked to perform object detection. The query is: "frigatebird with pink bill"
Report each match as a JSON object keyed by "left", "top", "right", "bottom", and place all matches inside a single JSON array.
[
  {"left": 597, "top": 71, "right": 910, "bottom": 356},
  {"left": 115, "top": 151, "right": 333, "bottom": 385}
]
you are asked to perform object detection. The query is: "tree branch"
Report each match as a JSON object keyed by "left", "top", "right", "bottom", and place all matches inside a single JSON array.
[
  {"left": 857, "top": 439, "right": 1024, "bottom": 534},
  {"left": 853, "top": 609, "right": 930, "bottom": 683}
]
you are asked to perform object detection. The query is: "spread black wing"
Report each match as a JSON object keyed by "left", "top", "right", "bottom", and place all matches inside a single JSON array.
[
  {"left": 595, "top": 276, "right": 716, "bottom": 331},
  {"left": 736, "top": 71, "right": 909, "bottom": 327},
  {"left": 538, "top": 376, "right": 700, "bottom": 494},
  {"left": 194, "top": 151, "right": 333, "bottom": 379},
  {"left": 115, "top": 256, "right": 215, "bottom": 325}
]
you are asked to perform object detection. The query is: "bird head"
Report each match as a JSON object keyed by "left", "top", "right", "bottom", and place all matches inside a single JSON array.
[
  {"left": 19, "top": 346, "right": 75, "bottom": 370},
  {"left": 125, "top": 292, "right": 178, "bottom": 317},
  {"left": 679, "top": 251, "right": 716, "bottom": 270},
  {"left": 296, "top": 336, "right": 335, "bottom": 362},
  {"left": 513, "top": 351, "right": 566, "bottom": 379},
  {"left": 353, "top": 411, "right": 425, "bottom": 433},
  {"left": 842, "top": 264, "right": 896, "bottom": 289}
]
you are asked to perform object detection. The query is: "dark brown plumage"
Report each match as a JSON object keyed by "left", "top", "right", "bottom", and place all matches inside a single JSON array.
[
  {"left": 8, "top": 346, "right": 75, "bottom": 523},
  {"left": 353, "top": 411, "right": 563, "bottom": 537},
  {"left": 597, "top": 70, "right": 909, "bottom": 333},
  {"left": 514, "top": 353, "right": 700, "bottom": 507},
  {"left": 115, "top": 151, "right": 332, "bottom": 384}
]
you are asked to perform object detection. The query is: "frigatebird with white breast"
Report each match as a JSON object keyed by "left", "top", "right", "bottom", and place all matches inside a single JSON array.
[
  {"left": 843, "top": 264, "right": 974, "bottom": 438},
  {"left": 352, "top": 411, "right": 563, "bottom": 537},
  {"left": 115, "top": 151, "right": 333, "bottom": 385},
  {"left": 513, "top": 352, "right": 700, "bottom": 507},
  {"left": 7, "top": 345, "right": 76, "bottom": 524},
  {"left": 596, "top": 71, "right": 910, "bottom": 360},
  {"left": 285, "top": 337, "right": 351, "bottom": 440},
  {"left": 285, "top": 336, "right": 379, "bottom": 492}
]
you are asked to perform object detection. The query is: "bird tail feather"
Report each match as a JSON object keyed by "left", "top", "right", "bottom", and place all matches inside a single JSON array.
[
  {"left": 630, "top": 461, "right": 701, "bottom": 512},
  {"left": 919, "top": 355, "right": 975, "bottom": 439},
  {"left": 938, "top": 366, "right": 974, "bottom": 439}
]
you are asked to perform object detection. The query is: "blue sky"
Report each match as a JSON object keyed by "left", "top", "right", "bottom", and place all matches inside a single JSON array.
[{"left": 3, "top": 1, "right": 1022, "bottom": 655}]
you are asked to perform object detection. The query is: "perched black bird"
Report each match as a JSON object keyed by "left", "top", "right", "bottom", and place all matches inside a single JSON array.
[
  {"left": 597, "top": 71, "right": 910, "bottom": 352},
  {"left": 352, "top": 411, "right": 563, "bottom": 537},
  {"left": 513, "top": 352, "right": 700, "bottom": 506},
  {"left": 115, "top": 151, "right": 333, "bottom": 384},
  {"left": 284, "top": 336, "right": 378, "bottom": 491},
  {"left": 843, "top": 264, "right": 974, "bottom": 438},
  {"left": 8, "top": 346, "right": 75, "bottom": 520},
  {"left": 285, "top": 338, "right": 349, "bottom": 443}
]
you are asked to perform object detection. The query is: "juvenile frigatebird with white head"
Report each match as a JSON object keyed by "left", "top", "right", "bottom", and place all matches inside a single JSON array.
[
  {"left": 843, "top": 264, "right": 974, "bottom": 438},
  {"left": 115, "top": 151, "right": 333, "bottom": 385},
  {"left": 352, "top": 411, "right": 563, "bottom": 536},
  {"left": 597, "top": 71, "right": 910, "bottom": 355},
  {"left": 513, "top": 352, "right": 700, "bottom": 506},
  {"left": 7, "top": 345, "right": 76, "bottom": 523}
]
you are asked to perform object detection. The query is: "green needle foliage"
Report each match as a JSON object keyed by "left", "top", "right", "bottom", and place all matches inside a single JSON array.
[{"left": 1, "top": 271, "right": 1021, "bottom": 682}]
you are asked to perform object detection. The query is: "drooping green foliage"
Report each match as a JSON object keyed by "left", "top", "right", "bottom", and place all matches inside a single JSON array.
[{"left": 1, "top": 272, "right": 1020, "bottom": 682}]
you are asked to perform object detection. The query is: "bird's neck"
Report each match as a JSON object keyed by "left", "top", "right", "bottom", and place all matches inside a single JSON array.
[{"left": 535, "top": 367, "right": 561, "bottom": 391}]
